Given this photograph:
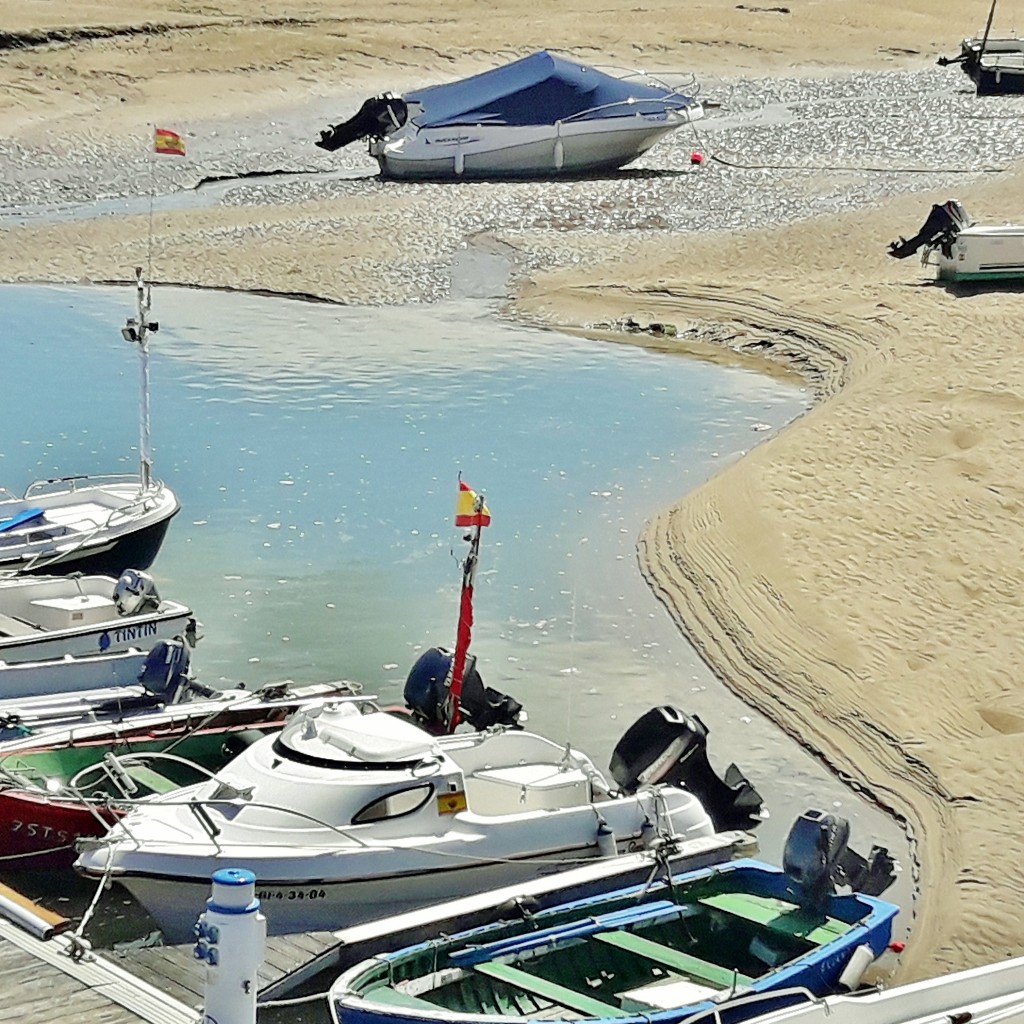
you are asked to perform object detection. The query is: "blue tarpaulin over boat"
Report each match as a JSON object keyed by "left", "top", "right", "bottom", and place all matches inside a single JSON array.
[{"left": 406, "top": 51, "right": 693, "bottom": 128}]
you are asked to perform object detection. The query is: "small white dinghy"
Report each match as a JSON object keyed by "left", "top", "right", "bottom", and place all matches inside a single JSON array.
[
  {"left": 887, "top": 198, "right": 1024, "bottom": 282},
  {"left": 671, "top": 953, "right": 1024, "bottom": 1024},
  {"left": 0, "top": 568, "right": 196, "bottom": 676},
  {"left": 0, "top": 268, "right": 179, "bottom": 577},
  {"left": 75, "top": 699, "right": 764, "bottom": 941}
]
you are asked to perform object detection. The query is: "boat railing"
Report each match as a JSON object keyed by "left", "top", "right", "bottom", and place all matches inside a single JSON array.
[
  {"left": 9, "top": 492, "right": 170, "bottom": 578},
  {"left": 68, "top": 750, "right": 225, "bottom": 801},
  {"left": 559, "top": 92, "right": 700, "bottom": 125},
  {"left": 22, "top": 472, "right": 156, "bottom": 502},
  {"left": 587, "top": 62, "right": 701, "bottom": 95}
]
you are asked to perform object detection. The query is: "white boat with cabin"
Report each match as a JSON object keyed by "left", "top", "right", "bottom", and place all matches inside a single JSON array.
[{"left": 76, "top": 699, "right": 764, "bottom": 942}]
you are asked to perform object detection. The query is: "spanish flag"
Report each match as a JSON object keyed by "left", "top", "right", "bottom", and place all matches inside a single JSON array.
[
  {"left": 455, "top": 480, "right": 491, "bottom": 528},
  {"left": 154, "top": 127, "right": 186, "bottom": 157}
]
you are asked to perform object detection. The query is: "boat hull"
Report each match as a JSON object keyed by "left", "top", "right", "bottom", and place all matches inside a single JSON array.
[
  {"left": 0, "top": 478, "right": 179, "bottom": 577},
  {"left": 951, "top": 36, "right": 1024, "bottom": 95},
  {"left": 0, "top": 648, "right": 152, "bottom": 708},
  {"left": 0, "top": 571, "right": 196, "bottom": 680},
  {"left": 0, "top": 790, "right": 122, "bottom": 871},
  {"left": 936, "top": 225, "right": 1024, "bottom": 281},
  {"left": 374, "top": 112, "right": 700, "bottom": 181},
  {"left": 0, "top": 607, "right": 194, "bottom": 678},
  {"left": 12, "top": 509, "right": 177, "bottom": 577},
  {"left": 112, "top": 836, "right": 729, "bottom": 943}
]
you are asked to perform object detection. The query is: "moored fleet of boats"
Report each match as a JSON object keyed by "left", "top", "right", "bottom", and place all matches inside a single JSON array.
[{"left": 3, "top": 245, "right": 1021, "bottom": 1018}]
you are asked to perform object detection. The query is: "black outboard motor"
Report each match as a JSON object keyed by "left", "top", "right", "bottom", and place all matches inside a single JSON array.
[
  {"left": 609, "top": 706, "right": 764, "bottom": 832},
  {"left": 137, "top": 637, "right": 213, "bottom": 702},
  {"left": 404, "top": 646, "right": 524, "bottom": 733},
  {"left": 887, "top": 199, "right": 971, "bottom": 260},
  {"left": 783, "top": 808, "right": 897, "bottom": 913},
  {"left": 316, "top": 94, "right": 410, "bottom": 151}
]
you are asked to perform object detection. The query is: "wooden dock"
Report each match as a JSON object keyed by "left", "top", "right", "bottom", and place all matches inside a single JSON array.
[
  {"left": 0, "top": 916, "right": 195, "bottom": 1024},
  {"left": 0, "top": 914, "right": 340, "bottom": 1024}
]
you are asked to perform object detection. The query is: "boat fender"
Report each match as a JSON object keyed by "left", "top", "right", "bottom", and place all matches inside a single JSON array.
[
  {"left": 837, "top": 943, "right": 875, "bottom": 991},
  {"left": 553, "top": 135, "right": 564, "bottom": 172},
  {"left": 0, "top": 882, "right": 70, "bottom": 941},
  {"left": 596, "top": 819, "right": 617, "bottom": 858}
]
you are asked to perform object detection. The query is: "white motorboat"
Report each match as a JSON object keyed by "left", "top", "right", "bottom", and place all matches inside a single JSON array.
[
  {"left": 0, "top": 268, "right": 179, "bottom": 577},
  {"left": 75, "top": 699, "right": 764, "bottom": 941},
  {"left": 315, "top": 51, "right": 704, "bottom": 181},
  {"left": 0, "top": 646, "right": 157, "bottom": 709},
  {"left": 0, "top": 637, "right": 200, "bottom": 736},
  {"left": 0, "top": 680, "right": 365, "bottom": 872},
  {"left": 938, "top": 0, "right": 1024, "bottom": 95},
  {"left": 888, "top": 198, "right": 1024, "bottom": 282},
  {"left": 0, "top": 568, "right": 196, "bottom": 674}
]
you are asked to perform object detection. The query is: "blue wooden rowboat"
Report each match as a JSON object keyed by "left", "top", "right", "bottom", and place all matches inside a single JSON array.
[{"left": 330, "top": 811, "right": 899, "bottom": 1024}]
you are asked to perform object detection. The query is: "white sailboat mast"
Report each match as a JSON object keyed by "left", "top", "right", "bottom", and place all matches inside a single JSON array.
[{"left": 121, "top": 266, "right": 158, "bottom": 493}]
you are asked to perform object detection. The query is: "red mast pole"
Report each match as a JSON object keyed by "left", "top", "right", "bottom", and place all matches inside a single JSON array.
[{"left": 444, "top": 480, "right": 491, "bottom": 732}]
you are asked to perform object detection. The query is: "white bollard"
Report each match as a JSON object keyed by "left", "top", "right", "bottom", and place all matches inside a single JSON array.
[{"left": 195, "top": 868, "right": 266, "bottom": 1024}]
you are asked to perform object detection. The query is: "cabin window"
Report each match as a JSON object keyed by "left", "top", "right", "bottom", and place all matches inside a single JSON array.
[{"left": 352, "top": 784, "right": 434, "bottom": 824}]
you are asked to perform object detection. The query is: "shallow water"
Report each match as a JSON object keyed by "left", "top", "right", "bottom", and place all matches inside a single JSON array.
[{"left": 1, "top": 282, "right": 913, "bottom": 951}]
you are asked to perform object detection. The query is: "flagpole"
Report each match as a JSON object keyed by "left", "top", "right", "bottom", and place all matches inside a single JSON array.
[
  {"left": 446, "top": 507, "right": 482, "bottom": 731},
  {"left": 147, "top": 125, "right": 156, "bottom": 284}
]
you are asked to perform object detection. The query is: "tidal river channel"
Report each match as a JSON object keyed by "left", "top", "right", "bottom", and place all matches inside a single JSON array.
[{"left": 2, "top": 282, "right": 913, "bottom": 950}]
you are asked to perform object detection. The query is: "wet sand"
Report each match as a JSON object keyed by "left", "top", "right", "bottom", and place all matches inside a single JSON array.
[{"left": 3, "top": 0, "right": 1024, "bottom": 982}]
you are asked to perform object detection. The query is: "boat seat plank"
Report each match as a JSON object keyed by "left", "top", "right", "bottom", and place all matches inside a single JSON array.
[
  {"left": 473, "top": 962, "right": 626, "bottom": 1018},
  {"left": 0, "top": 613, "right": 43, "bottom": 637},
  {"left": 124, "top": 765, "right": 180, "bottom": 795},
  {"left": 450, "top": 900, "right": 681, "bottom": 966},
  {"left": 593, "top": 931, "right": 752, "bottom": 989},
  {"left": 696, "top": 893, "right": 848, "bottom": 945},
  {"left": 371, "top": 986, "right": 441, "bottom": 1011}
]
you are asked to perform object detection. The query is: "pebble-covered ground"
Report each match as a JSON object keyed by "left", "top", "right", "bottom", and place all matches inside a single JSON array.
[{"left": 3, "top": 66, "right": 1024, "bottom": 305}]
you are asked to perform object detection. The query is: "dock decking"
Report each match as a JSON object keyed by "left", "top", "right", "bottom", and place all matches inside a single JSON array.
[{"left": 0, "top": 916, "right": 340, "bottom": 1024}]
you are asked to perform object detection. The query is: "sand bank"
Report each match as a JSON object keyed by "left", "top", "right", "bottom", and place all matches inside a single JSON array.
[{"left": 2, "top": 0, "right": 1024, "bottom": 982}]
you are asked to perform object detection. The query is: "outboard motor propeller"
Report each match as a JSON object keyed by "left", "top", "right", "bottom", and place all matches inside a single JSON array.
[
  {"left": 887, "top": 199, "right": 972, "bottom": 260},
  {"left": 783, "top": 808, "right": 897, "bottom": 913},
  {"left": 404, "top": 646, "right": 523, "bottom": 733},
  {"left": 609, "top": 706, "right": 764, "bottom": 831},
  {"left": 316, "top": 94, "right": 410, "bottom": 151},
  {"left": 113, "top": 568, "right": 161, "bottom": 616}
]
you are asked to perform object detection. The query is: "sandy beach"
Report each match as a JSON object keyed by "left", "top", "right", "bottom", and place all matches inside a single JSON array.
[{"left": 3, "top": 0, "right": 1024, "bottom": 983}]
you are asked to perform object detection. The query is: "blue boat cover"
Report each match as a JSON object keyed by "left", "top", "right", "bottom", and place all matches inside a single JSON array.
[
  {"left": 406, "top": 51, "right": 693, "bottom": 128},
  {"left": 0, "top": 507, "right": 45, "bottom": 533}
]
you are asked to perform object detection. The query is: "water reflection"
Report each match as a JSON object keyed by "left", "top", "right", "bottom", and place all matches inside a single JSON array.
[{"left": 2, "top": 283, "right": 911, "bottom": 931}]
